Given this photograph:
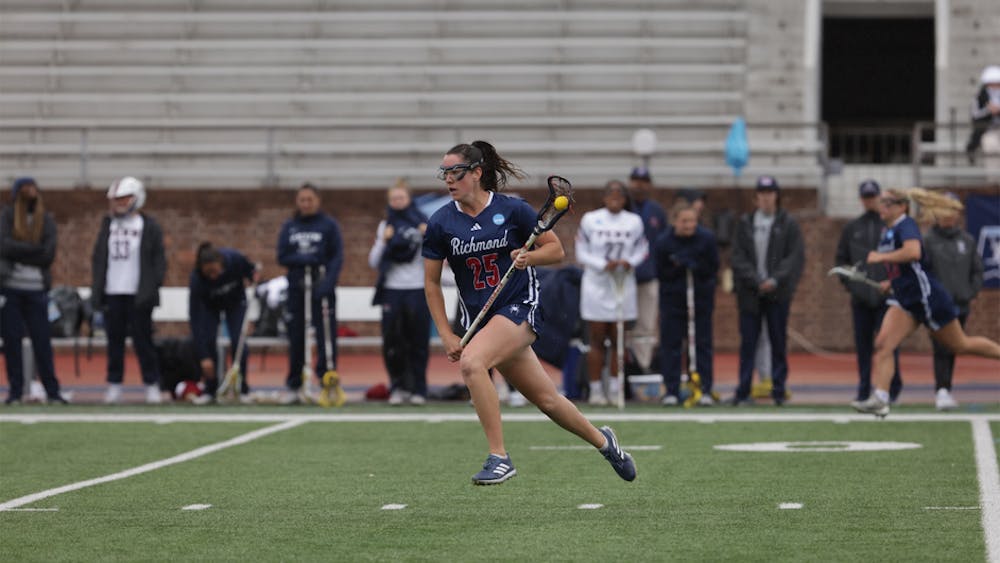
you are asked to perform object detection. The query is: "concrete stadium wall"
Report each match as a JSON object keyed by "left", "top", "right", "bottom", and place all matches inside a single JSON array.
[{"left": 26, "top": 184, "right": 999, "bottom": 354}]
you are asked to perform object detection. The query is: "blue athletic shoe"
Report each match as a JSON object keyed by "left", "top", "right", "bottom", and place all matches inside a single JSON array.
[
  {"left": 599, "top": 426, "right": 637, "bottom": 482},
  {"left": 472, "top": 453, "right": 517, "bottom": 485}
]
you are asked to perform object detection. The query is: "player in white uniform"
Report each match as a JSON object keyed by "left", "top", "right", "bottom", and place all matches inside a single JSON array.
[{"left": 575, "top": 181, "right": 648, "bottom": 405}]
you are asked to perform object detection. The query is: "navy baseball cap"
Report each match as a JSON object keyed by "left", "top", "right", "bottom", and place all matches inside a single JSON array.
[
  {"left": 629, "top": 167, "right": 652, "bottom": 182},
  {"left": 858, "top": 179, "right": 881, "bottom": 198},
  {"left": 11, "top": 177, "right": 36, "bottom": 198},
  {"left": 755, "top": 175, "right": 779, "bottom": 191}
]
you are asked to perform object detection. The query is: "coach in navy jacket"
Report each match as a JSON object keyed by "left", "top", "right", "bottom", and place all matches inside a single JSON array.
[
  {"left": 276, "top": 183, "right": 343, "bottom": 396},
  {"left": 655, "top": 202, "right": 719, "bottom": 401}
]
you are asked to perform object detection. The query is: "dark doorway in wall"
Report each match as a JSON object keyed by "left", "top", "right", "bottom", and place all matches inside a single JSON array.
[{"left": 822, "top": 17, "right": 934, "bottom": 163}]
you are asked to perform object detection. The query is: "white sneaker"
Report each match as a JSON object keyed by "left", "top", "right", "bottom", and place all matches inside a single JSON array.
[
  {"left": 239, "top": 393, "right": 256, "bottom": 405},
  {"left": 409, "top": 394, "right": 426, "bottom": 406},
  {"left": 588, "top": 384, "right": 608, "bottom": 406},
  {"left": 191, "top": 394, "right": 215, "bottom": 406},
  {"left": 935, "top": 388, "right": 959, "bottom": 411},
  {"left": 507, "top": 390, "right": 527, "bottom": 408},
  {"left": 661, "top": 395, "right": 679, "bottom": 406},
  {"left": 29, "top": 380, "right": 46, "bottom": 402},
  {"left": 388, "top": 388, "right": 410, "bottom": 406},
  {"left": 697, "top": 394, "right": 716, "bottom": 407},
  {"left": 280, "top": 390, "right": 302, "bottom": 405},
  {"left": 104, "top": 383, "right": 123, "bottom": 405},
  {"left": 145, "top": 385, "right": 162, "bottom": 404}
]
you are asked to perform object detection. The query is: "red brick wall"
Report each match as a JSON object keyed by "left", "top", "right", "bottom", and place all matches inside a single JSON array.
[{"left": 32, "top": 185, "right": 1000, "bottom": 352}]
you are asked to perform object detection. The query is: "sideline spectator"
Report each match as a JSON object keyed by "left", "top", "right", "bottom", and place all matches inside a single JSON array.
[
  {"left": 368, "top": 180, "right": 430, "bottom": 406},
  {"left": 730, "top": 175, "right": 804, "bottom": 405},
  {"left": 1, "top": 177, "right": 66, "bottom": 405},
  {"left": 188, "top": 241, "right": 258, "bottom": 403},
  {"left": 655, "top": 200, "right": 719, "bottom": 406},
  {"left": 834, "top": 179, "right": 903, "bottom": 403},
  {"left": 626, "top": 167, "right": 668, "bottom": 375},
  {"left": 575, "top": 180, "right": 647, "bottom": 406},
  {"left": 276, "top": 183, "right": 343, "bottom": 404},
  {"left": 923, "top": 194, "right": 983, "bottom": 410},
  {"left": 967, "top": 65, "right": 1000, "bottom": 174},
  {"left": 422, "top": 140, "right": 636, "bottom": 485},
  {"left": 853, "top": 188, "right": 1000, "bottom": 418},
  {"left": 91, "top": 176, "right": 166, "bottom": 404}
]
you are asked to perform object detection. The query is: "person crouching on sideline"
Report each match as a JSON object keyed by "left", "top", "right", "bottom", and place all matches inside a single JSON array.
[
  {"left": 188, "top": 242, "right": 259, "bottom": 404},
  {"left": 91, "top": 176, "right": 166, "bottom": 404}
]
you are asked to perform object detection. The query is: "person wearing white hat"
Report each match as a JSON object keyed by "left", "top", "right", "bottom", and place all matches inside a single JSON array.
[
  {"left": 967, "top": 65, "right": 1000, "bottom": 175},
  {"left": 91, "top": 176, "right": 167, "bottom": 404}
]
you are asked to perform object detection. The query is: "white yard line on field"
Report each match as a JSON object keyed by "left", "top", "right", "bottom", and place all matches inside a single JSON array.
[
  {"left": 0, "top": 419, "right": 305, "bottom": 512},
  {"left": 972, "top": 419, "right": 1000, "bottom": 563}
]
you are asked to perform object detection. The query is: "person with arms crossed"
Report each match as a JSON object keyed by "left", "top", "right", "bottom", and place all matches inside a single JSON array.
[
  {"left": 575, "top": 180, "right": 648, "bottom": 406},
  {"left": 188, "top": 241, "right": 258, "bottom": 403},
  {"left": 276, "top": 183, "right": 343, "bottom": 404},
  {"left": 729, "top": 175, "right": 804, "bottom": 406},
  {"left": 922, "top": 194, "right": 983, "bottom": 411},
  {"left": 655, "top": 199, "right": 719, "bottom": 406},
  {"left": 834, "top": 179, "right": 903, "bottom": 404},
  {"left": 368, "top": 180, "right": 431, "bottom": 406},
  {"left": 853, "top": 188, "right": 1000, "bottom": 418},
  {"left": 92, "top": 176, "right": 166, "bottom": 404},
  {"left": 626, "top": 166, "right": 667, "bottom": 375},
  {"left": 423, "top": 140, "right": 636, "bottom": 485},
  {"left": 1, "top": 177, "right": 67, "bottom": 404}
]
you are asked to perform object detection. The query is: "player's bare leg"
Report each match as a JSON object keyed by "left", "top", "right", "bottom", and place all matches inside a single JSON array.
[{"left": 931, "top": 320, "right": 1000, "bottom": 359}]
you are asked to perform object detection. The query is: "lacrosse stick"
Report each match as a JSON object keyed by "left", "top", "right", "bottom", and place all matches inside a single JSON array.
[
  {"left": 828, "top": 263, "right": 887, "bottom": 292},
  {"left": 216, "top": 264, "right": 261, "bottom": 403},
  {"left": 318, "top": 265, "right": 346, "bottom": 408},
  {"left": 460, "top": 175, "right": 574, "bottom": 347},
  {"left": 682, "top": 268, "right": 704, "bottom": 408},
  {"left": 299, "top": 265, "right": 316, "bottom": 404},
  {"left": 612, "top": 267, "right": 627, "bottom": 411}
]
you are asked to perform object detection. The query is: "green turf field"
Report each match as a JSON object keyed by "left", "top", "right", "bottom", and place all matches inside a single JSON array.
[{"left": 1, "top": 406, "right": 998, "bottom": 562}]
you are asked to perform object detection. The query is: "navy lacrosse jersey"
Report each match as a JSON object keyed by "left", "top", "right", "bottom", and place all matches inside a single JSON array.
[
  {"left": 423, "top": 192, "right": 541, "bottom": 329},
  {"left": 879, "top": 214, "right": 956, "bottom": 329}
]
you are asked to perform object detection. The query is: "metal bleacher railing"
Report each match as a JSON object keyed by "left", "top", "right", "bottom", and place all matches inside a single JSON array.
[
  {"left": 911, "top": 120, "right": 999, "bottom": 187},
  {"left": 0, "top": 119, "right": 830, "bottom": 190}
]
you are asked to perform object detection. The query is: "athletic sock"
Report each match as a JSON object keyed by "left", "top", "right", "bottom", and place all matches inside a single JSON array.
[
  {"left": 874, "top": 389, "right": 890, "bottom": 403},
  {"left": 599, "top": 436, "right": 610, "bottom": 452}
]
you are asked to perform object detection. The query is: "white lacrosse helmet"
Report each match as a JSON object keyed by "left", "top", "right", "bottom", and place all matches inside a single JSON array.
[
  {"left": 980, "top": 65, "right": 1000, "bottom": 85},
  {"left": 107, "top": 176, "right": 146, "bottom": 213}
]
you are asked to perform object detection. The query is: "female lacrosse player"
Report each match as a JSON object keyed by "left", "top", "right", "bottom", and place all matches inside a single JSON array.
[
  {"left": 276, "top": 183, "right": 343, "bottom": 404},
  {"left": 423, "top": 140, "right": 636, "bottom": 485},
  {"left": 92, "top": 176, "right": 166, "bottom": 404},
  {"left": 188, "top": 242, "right": 258, "bottom": 402},
  {"left": 852, "top": 188, "right": 1000, "bottom": 417},
  {"left": 1, "top": 177, "right": 67, "bottom": 404},
  {"left": 654, "top": 199, "right": 719, "bottom": 406},
  {"left": 368, "top": 180, "right": 431, "bottom": 405},
  {"left": 575, "top": 180, "right": 648, "bottom": 406}
]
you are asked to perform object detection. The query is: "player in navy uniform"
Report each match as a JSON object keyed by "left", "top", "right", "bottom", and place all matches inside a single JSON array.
[
  {"left": 852, "top": 188, "right": 1000, "bottom": 417},
  {"left": 276, "top": 183, "right": 343, "bottom": 404},
  {"left": 188, "top": 242, "right": 258, "bottom": 402},
  {"left": 423, "top": 140, "right": 636, "bottom": 485}
]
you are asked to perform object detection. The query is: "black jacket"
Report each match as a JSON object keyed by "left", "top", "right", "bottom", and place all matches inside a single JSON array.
[
  {"left": 731, "top": 208, "right": 804, "bottom": 314},
  {"left": 654, "top": 225, "right": 719, "bottom": 309},
  {"left": 91, "top": 213, "right": 166, "bottom": 310},
  {"left": 834, "top": 210, "right": 890, "bottom": 308},
  {"left": 0, "top": 204, "right": 57, "bottom": 291},
  {"left": 924, "top": 225, "right": 983, "bottom": 313}
]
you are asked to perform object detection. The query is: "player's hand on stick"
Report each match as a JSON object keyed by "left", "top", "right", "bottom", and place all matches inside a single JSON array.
[
  {"left": 511, "top": 248, "right": 530, "bottom": 270},
  {"left": 442, "top": 332, "right": 463, "bottom": 362}
]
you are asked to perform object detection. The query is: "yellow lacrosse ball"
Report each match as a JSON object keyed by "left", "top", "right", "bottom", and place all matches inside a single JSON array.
[{"left": 553, "top": 195, "right": 569, "bottom": 211}]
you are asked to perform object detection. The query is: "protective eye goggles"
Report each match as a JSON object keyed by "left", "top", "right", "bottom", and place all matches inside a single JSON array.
[
  {"left": 879, "top": 197, "right": 907, "bottom": 206},
  {"left": 436, "top": 161, "right": 480, "bottom": 182}
]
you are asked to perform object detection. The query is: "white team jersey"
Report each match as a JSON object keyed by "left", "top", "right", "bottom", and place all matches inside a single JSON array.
[
  {"left": 105, "top": 214, "right": 144, "bottom": 295},
  {"left": 575, "top": 207, "right": 648, "bottom": 322}
]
